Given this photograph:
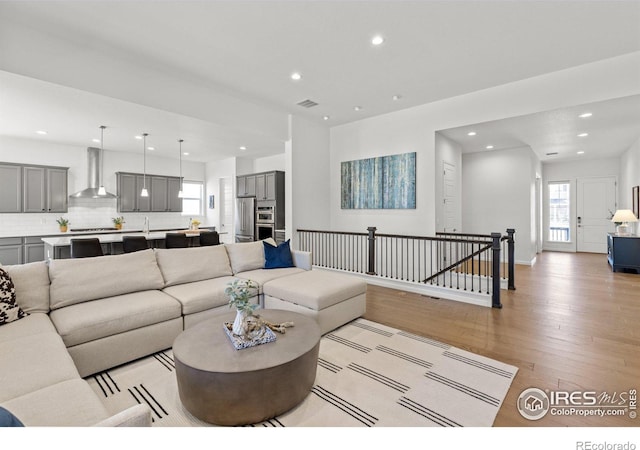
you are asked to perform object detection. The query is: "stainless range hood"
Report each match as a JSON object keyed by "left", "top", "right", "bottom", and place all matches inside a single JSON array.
[{"left": 70, "top": 147, "right": 117, "bottom": 199}]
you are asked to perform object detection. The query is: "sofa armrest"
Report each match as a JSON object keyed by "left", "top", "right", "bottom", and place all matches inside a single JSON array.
[
  {"left": 291, "top": 250, "right": 312, "bottom": 271},
  {"left": 93, "top": 404, "right": 152, "bottom": 427}
]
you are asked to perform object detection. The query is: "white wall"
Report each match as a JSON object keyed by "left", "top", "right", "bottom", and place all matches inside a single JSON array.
[
  {"left": 330, "top": 109, "right": 431, "bottom": 235},
  {"left": 204, "top": 157, "right": 236, "bottom": 236},
  {"left": 287, "top": 115, "right": 330, "bottom": 243},
  {"left": 0, "top": 136, "right": 206, "bottom": 235},
  {"left": 462, "top": 146, "right": 537, "bottom": 264},
  {"left": 327, "top": 52, "right": 639, "bottom": 262},
  {"left": 542, "top": 157, "right": 620, "bottom": 251},
  {"left": 253, "top": 153, "right": 286, "bottom": 173},
  {"left": 619, "top": 135, "right": 640, "bottom": 211},
  {"left": 435, "top": 132, "right": 462, "bottom": 232}
]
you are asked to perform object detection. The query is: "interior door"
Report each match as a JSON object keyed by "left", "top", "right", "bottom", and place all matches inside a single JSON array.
[
  {"left": 576, "top": 177, "right": 616, "bottom": 253},
  {"left": 443, "top": 161, "right": 458, "bottom": 232}
]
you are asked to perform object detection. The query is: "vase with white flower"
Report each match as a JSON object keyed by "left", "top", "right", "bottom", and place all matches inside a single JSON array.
[{"left": 225, "top": 279, "right": 259, "bottom": 337}]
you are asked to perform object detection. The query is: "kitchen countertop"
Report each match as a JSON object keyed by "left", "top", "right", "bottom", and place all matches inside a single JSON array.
[
  {"left": 40, "top": 228, "right": 221, "bottom": 247},
  {"left": 0, "top": 227, "right": 216, "bottom": 239}
]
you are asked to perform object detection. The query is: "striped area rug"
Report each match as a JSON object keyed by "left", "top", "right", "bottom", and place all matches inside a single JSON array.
[{"left": 86, "top": 318, "right": 518, "bottom": 427}]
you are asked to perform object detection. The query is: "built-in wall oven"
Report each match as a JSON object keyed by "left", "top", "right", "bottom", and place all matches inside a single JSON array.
[{"left": 256, "top": 204, "right": 275, "bottom": 241}]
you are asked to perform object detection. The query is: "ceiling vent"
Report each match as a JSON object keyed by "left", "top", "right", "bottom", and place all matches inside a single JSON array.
[
  {"left": 546, "top": 152, "right": 559, "bottom": 156},
  {"left": 297, "top": 99, "right": 319, "bottom": 108}
]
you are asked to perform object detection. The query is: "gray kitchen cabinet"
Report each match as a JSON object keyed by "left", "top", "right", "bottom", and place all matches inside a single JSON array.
[
  {"left": 117, "top": 172, "right": 152, "bottom": 212},
  {"left": 0, "top": 237, "right": 23, "bottom": 265},
  {"left": 46, "top": 168, "right": 68, "bottom": 212},
  {"left": 22, "top": 166, "right": 68, "bottom": 213},
  {"left": 167, "top": 177, "right": 183, "bottom": 212},
  {"left": 236, "top": 175, "right": 256, "bottom": 197},
  {"left": 0, "top": 164, "right": 22, "bottom": 213},
  {"left": 151, "top": 176, "right": 168, "bottom": 212},
  {"left": 150, "top": 176, "right": 182, "bottom": 212},
  {"left": 23, "top": 237, "right": 45, "bottom": 263},
  {"left": 118, "top": 172, "right": 180, "bottom": 213},
  {"left": 253, "top": 171, "right": 282, "bottom": 201}
]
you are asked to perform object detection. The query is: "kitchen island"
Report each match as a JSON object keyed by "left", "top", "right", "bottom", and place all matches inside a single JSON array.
[{"left": 41, "top": 229, "right": 212, "bottom": 259}]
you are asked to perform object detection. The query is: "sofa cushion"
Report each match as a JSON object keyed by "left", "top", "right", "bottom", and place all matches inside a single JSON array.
[
  {"left": 263, "top": 240, "right": 294, "bottom": 269},
  {"left": 235, "top": 267, "right": 305, "bottom": 293},
  {"left": 0, "top": 332, "right": 79, "bottom": 402},
  {"left": 3, "top": 261, "right": 50, "bottom": 314},
  {"left": 0, "top": 267, "right": 27, "bottom": 326},
  {"left": 49, "top": 249, "right": 165, "bottom": 310},
  {"left": 163, "top": 275, "right": 238, "bottom": 315},
  {"left": 263, "top": 270, "right": 367, "bottom": 311},
  {"left": 1, "top": 379, "right": 109, "bottom": 427},
  {"left": 225, "top": 238, "right": 276, "bottom": 274},
  {"left": 49, "top": 290, "right": 182, "bottom": 347},
  {"left": 0, "top": 313, "right": 56, "bottom": 344},
  {"left": 155, "top": 245, "right": 232, "bottom": 287}
]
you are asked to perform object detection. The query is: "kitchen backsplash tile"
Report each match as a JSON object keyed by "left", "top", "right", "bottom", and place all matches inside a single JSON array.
[{"left": 0, "top": 198, "right": 206, "bottom": 237}]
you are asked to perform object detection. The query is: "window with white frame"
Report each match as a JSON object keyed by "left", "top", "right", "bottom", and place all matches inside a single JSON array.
[
  {"left": 181, "top": 181, "right": 203, "bottom": 216},
  {"left": 548, "top": 182, "right": 570, "bottom": 242}
]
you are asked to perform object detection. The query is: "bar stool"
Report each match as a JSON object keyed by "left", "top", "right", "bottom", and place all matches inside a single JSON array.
[
  {"left": 165, "top": 233, "right": 189, "bottom": 249},
  {"left": 70, "top": 238, "right": 104, "bottom": 258},
  {"left": 122, "top": 236, "right": 149, "bottom": 253},
  {"left": 199, "top": 231, "right": 220, "bottom": 246}
]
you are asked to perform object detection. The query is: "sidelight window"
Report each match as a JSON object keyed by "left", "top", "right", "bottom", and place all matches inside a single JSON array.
[{"left": 549, "top": 182, "right": 570, "bottom": 242}]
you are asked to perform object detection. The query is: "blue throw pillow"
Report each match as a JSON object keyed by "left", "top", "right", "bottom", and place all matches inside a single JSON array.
[
  {"left": 263, "top": 240, "right": 294, "bottom": 269},
  {"left": 0, "top": 406, "right": 24, "bottom": 427}
]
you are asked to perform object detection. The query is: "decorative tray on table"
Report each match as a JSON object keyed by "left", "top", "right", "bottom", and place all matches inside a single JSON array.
[{"left": 223, "top": 323, "right": 277, "bottom": 350}]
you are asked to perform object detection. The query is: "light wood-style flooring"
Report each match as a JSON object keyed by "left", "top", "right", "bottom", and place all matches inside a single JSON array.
[{"left": 363, "top": 251, "right": 640, "bottom": 427}]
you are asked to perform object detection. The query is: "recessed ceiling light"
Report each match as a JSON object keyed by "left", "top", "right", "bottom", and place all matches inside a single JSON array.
[
  {"left": 36, "top": 130, "right": 47, "bottom": 135},
  {"left": 577, "top": 133, "right": 589, "bottom": 137},
  {"left": 486, "top": 145, "right": 494, "bottom": 149},
  {"left": 577, "top": 151, "right": 585, "bottom": 154},
  {"left": 291, "top": 72, "right": 302, "bottom": 81},
  {"left": 92, "top": 138, "right": 101, "bottom": 143},
  {"left": 183, "top": 152, "right": 189, "bottom": 156},
  {"left": 147, "top": 146, "right": 155, "bottom": 151},
  {"left": 371, "top": 35, "right": 384, "bottom": 46},
  {"left": 323, "top": 116, "right": 330, "bottom": 121},
  {"left": 467, "top": 131, "right": 477, "bottom": 136},
  {"left": 135, "top": 135, "right": 142, "bottom": 140},
  {"left": 239, "top": 146, "right": 247, "bottom": 151},
  {"left": 354, "top": 106, "right": 362, "bottom": 111},
  {"left": 579, "top": 112, "right": 593, "bottom": 118},
  {"left": 392, "top": 95, "right": 401, "bottom": 101}
]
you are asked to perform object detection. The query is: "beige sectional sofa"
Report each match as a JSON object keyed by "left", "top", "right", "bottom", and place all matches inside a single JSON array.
[{"left": 0, "top": 239, "right": 365, "bottom": 427}]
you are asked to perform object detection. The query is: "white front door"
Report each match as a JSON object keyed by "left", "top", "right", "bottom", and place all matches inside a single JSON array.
[
  {"left": 576, "top": 177, "right": 617, "bottom": 253},
  {"left": 443, "top": 161, "right": 458, "bottom": 232}
]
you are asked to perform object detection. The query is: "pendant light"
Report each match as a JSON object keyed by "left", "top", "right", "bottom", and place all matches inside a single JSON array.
[
  {"left": 97, "top": 125, "right": 107, "bottom": 196},
  {"left": 178, "top": 139, "right": 184, "bottom": 198},
  {"left": 140, "top": 133, "right": 149, "bottom": 197}
]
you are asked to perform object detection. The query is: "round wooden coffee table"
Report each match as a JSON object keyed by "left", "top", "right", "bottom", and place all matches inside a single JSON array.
[{"left": 173, "top": 309, "right": 321, "bottom": 426}]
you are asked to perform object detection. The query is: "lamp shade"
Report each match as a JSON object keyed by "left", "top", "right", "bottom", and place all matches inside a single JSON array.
[{"left": 611, "top": 209, "right": 638, "bottom": 223}]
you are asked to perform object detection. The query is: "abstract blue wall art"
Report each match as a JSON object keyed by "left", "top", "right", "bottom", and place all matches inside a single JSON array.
[{"left": 341, "top": 152, "right": 416, "bottom": 209}]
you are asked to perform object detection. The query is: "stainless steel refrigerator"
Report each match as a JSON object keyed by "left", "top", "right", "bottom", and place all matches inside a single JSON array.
[{"left": 235, "top": 196, "right": 256, "bottom": 242}]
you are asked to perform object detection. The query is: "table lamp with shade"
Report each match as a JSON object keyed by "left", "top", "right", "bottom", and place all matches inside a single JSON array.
[{"left": 611, "top": 209, "right": 638, "bottom": 236}]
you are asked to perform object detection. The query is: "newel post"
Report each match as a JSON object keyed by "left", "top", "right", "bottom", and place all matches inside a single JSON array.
[
  {"left": 506, "top": 228, "right": 516, "bottom": 290},
  {"left": 366, "top": 227, "right": 377, "bottom": 275},
  {"left": 491, "top": 232, "right": 503, "bottom": 309}
]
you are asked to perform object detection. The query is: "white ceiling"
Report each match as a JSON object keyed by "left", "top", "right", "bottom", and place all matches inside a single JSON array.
[
  {"left": 0, "top": 1, "right": 639, "bottom": 163},
  {"left": 438, "top": 94, "right": 640, "bottom": 162}
]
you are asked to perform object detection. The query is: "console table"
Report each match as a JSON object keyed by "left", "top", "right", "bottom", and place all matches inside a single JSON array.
[{"left": 607, "top": 233, "right": 640, "bottom": 273}]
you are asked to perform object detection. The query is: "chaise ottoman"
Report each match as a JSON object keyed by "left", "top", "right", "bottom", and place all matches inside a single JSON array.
[{"left": 262, "top": 270, "right": 366, "bottom": 334}]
